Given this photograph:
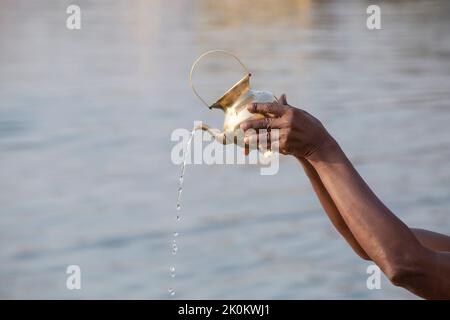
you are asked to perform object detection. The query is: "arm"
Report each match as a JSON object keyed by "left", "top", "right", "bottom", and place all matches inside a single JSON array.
[
  {"left": 298, "top": 157, "right": 370, "bottom": 260},
  {"left": 241, "top": 96, "right": 450, "bottom": 299},
  {"left": 268, "top": 96, "right": 370, "bottom": 258},
  {"left": 245, "top": 96, "right": 450, "bottom": 257},
  {"left": 307, "top": 141, "right": 450, "bottom": 299},
  {"left": 301, "top": 157, "right": 450, "bottom": 256},
  {"left": 411, "top": 228, "right": 450, "bottom": 252}
]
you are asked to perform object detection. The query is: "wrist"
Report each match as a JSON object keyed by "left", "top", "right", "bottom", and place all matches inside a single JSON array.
[{"left": 306, "top": 135, "right": 341, "bottom": 163}]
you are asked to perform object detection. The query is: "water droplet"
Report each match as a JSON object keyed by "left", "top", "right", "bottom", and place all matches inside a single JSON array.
[
  {"left": 168, "top": 288, "right": 175, "bottom": 296},
  {"left": 176, "top": 204, "right": 181, "bottom": 211},
  {"left": 173, "top": 232, "right": 179, "bottom": 237},
  {"left": 172, "top": 242, "right": 178, "bottom": 255},
  {"left": 176, "top": 215, "right": 181, "bottom": 221},
  {"left": 169, "top": 266, "right": 176, "bottom": 277}
]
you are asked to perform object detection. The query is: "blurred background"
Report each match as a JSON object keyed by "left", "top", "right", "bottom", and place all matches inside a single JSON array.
[{"left": 1, "top": 0, "right": 450, "bottom": 299}]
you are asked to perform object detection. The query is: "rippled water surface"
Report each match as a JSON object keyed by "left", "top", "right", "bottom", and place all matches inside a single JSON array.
[{"left": 1, "top": 0, "right": 450, "bottom": 299}]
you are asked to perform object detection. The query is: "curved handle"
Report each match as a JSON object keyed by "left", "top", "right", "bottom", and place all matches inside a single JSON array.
[{"left": 189, "top": 50, "right": 250, "bottom": 108}]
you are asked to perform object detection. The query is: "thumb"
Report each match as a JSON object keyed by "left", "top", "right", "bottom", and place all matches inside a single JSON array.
[{"left": 278, "top": 94, "right": 288, "bottom": 105}]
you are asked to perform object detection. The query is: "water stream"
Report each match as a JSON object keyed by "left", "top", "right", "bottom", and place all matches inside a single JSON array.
[{"left": 169, "top": 128, "right": 196, "bottom": 297}]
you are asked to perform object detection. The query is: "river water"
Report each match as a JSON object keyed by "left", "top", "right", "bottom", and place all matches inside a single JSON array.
[{"left": 1, "top": 0, "right": 450, "bottom": 299}]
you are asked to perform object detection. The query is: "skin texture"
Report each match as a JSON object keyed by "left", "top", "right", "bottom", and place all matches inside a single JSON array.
[{"left": 240, "top": 95, "right": 450, "bottom": 299}]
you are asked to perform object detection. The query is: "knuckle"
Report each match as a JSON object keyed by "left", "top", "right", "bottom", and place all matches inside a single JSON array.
[
  {"left": 285, "top": 108, "right": 295, "bottom": 120},
  {"left": 271, "top": 103, "right": 280, "bottom": 113}
]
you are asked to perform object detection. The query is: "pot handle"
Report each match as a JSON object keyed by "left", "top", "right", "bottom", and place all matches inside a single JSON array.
[{"left": 189, "top": 49, "right": 250, "bottom": 109}]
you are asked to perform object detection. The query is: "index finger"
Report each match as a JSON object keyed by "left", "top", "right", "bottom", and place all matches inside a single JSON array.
[{"left": 247, "top": 101, "right": 287, "bottom": 117}]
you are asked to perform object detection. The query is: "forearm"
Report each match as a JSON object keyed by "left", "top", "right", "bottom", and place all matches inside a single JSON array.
[
  {"left": 308, "top": 141, "right": 427, "bottom": 270},
  {"left": 306, "top": 140, "right": 450, "bottom": 298},
  {"left": 297, "top": 157, "right": 370, "bottom": 260},
  {"left": 412, "top": 228, "right": 450, "bottom": 252},
  {"left": 298, "top": 157, "right": 450, "bottom": 258}
]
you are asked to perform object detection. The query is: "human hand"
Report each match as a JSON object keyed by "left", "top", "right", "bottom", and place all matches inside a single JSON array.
[{"left": 240, "top": 94, "right": 336, "bottom": 159}]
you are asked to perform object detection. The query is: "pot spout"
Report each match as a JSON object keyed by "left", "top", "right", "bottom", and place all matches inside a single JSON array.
[{"left": 195, "top": 123, "right": 228, "bottom": 145}]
